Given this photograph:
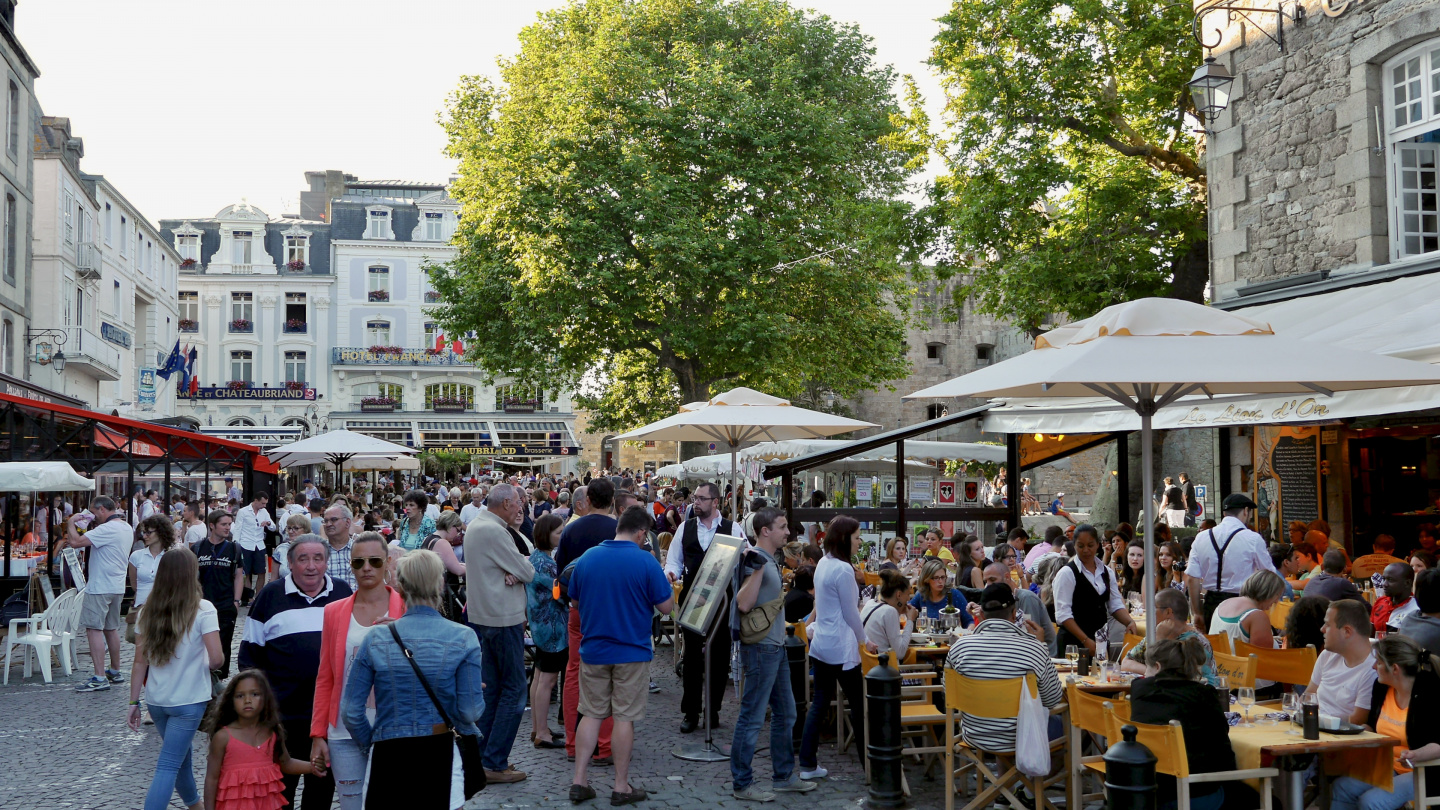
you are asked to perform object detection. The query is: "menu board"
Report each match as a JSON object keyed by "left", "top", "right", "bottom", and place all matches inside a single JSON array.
[{"left": 1273, "top": 433, "right": 1321, "bottom": 526}]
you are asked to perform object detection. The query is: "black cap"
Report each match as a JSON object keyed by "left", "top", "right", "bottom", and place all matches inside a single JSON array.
[
  {"left": 979, "top": 583, "right": 1016, "bottom": 612},
  {"left": 1222, "top": 493, "right": 1258, "bottom": 511}
]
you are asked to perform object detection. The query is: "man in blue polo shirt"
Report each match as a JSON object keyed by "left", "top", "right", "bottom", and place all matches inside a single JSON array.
[{"left": 568, "top": 506, "right": 674, "bottom": 806}]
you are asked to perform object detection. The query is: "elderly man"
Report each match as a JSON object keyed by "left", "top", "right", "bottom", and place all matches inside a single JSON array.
[
  {"left": 460, "top": 486, "right": 487, "bottom": 526},
  {"left": 465, "top": 484, "right": 537, "bottom": 783},
  {"left": 977, "top": 560, "right": 1057, "bottom": 656},
  {"left": 1373, "top": 561, "right": 1419, "bottom": 637},
  {"left": 320, "top": 504, "right": 357, "bottom": 590},
  {"left": 239, "top": 534, "right": 351, "bottom": 809},
  {"left": 64, "top": 497, "right": 133, "bottom": 692}
]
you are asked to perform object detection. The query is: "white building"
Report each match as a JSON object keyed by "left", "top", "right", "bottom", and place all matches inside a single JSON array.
[
  {"left": 0, "top": 3, "right": 36, "bottom": 383},
  {"left": 30, "top": 116, "right": 180, "bottom": 415}
]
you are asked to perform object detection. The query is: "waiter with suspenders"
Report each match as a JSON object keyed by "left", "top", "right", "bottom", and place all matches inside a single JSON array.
[{"left": 1186, "top": 493, "right": 1278, "bottom": 632}]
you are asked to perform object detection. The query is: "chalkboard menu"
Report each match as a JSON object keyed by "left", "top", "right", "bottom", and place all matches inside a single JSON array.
[{"left": 1274, "top": 434, "right": 1320, "bottom": 526}]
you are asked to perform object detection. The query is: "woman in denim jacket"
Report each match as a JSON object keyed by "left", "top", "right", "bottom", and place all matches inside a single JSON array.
[{"left": 342, "top": 549, "right": 483, "bottom": 809}]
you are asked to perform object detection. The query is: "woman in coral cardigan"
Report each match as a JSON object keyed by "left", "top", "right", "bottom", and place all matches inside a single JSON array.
[{"left": 309, "top": 532, "right": 405, "bottom": 810}]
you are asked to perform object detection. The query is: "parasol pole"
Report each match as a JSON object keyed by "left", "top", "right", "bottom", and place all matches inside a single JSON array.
[{"left": 1141, "top": 406, "right": 1157, "bottom": 651}]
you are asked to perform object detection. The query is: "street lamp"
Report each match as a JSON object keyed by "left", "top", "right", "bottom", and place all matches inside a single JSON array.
[
  {"left": 51, "top": 351, "right": 66, "bottom": 373},
  {"left": 1188, "top": 57, "right": 1234, "bottom": 133}
]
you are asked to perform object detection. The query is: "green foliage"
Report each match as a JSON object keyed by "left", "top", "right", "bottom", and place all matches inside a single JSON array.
[
  {"left": 431, "top": 0, "right": 918, "bottom": 434},
  {"left": 901, "top": 0, "right": 1208, "bottom": 333}
]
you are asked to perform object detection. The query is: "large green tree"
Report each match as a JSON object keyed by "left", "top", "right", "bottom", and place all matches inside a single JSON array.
[
  {"left": 897, "top": 0, "right": 1206, "bottom": 333},
  {"left": 431, "top": 0, "right": 917, "bottom": 433}
]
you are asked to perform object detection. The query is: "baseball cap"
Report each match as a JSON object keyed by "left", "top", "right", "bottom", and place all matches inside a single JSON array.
[
  {"left": 1055, "top": 492, "right": 1065, "bottom": 497},
  {"left": 979, "top": 583, "right": 1016, "bottom": 612},
  {"left": 1222, "top": 493, "right": 1258, "bottom": 511}
]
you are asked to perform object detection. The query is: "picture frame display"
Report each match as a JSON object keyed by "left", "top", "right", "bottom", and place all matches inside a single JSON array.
[{"left": 678, "top": 533, "right": 747, "bottom": 636}]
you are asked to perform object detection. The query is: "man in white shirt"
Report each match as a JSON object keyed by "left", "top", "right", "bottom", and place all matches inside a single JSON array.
[
  {"left": 1306, "top": 598, "right": 1377, "bottom": 725},
  {"left": 663, "top": 482, "right": 737, "bottom": 732},
  {"left": 461, "top": 486, "right": 488, "bottom": 526},
  {"left": 1185, "top": 493, "right": 1276, "bottom": 632},
  {"left": 64, "top": 497, "right": 133, "bottom": 691},
  {"left": 182, "top": 501, "right": 208, "bottom": 546},
  {"left": 302, "top": 479, "right": 320, "bottom": 503},
  {"left": 233, "top": 491, "right": 276, "bottom": 601}
]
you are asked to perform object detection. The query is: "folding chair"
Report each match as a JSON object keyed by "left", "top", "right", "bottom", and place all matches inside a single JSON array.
[
  {"left": 1206, "top": 632, "right": 1234, "bottom": 655},
  {"left": 1065, "top": 681, "right": 1114, "bottom": 810},
  {"left": 944, "top": 670, "right": 1068, "bottom": 810},
  {"left": 861, "top": 646, "right": 946, "bottom": 795},
  {"left": 1234, "top": 641, "right": 1317, "bottom": 688},
  {"left": 1414, "top": 755, "right": 1440, "bottom": 810},
  {"left": 1102, "top": 706, "right": 1278, "bottom": 810},
  {"left": 1119, "top": 633, "right": 1144, "bottom": 663},
  {"left": 1211, "top": 651, "right": 1258, "bottom": 689},
  {"left": 1268, "top": 599, "right": 1294, "bottom": 630}
]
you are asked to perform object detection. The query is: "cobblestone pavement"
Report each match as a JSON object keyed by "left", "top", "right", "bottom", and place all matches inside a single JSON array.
[{"left": 1, "top": 621, "right": 961, "bottom": 810}]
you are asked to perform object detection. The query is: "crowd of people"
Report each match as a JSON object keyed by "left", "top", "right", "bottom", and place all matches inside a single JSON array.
[{"left": 47, "top": 468, "right": 1440, "bottom": 809}]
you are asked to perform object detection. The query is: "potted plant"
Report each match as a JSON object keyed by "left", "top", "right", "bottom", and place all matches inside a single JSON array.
[
  {"left": 229, "top": 318, "right": 252, "bottom": 331},
  {"left": 367, "top": 290, "right": 390, "bottom": 302},
  {"left": 361, "top": 396, "right": 399, "bottom": 411},
  {"left": 432, "top": 396, "right": 467, "bottom": 412},
  {"left": 286, "top": 259, "right": 306, "bottom": 272},
  {"left": 285, "top": 380, "right": 306, "bottom": 391},
  {"left": 424, "top": 291, "right": 441, "bottom": 303},
  {"left": 180, "top": 258, "right": 197, "bottom": 268},
  {"left": 367, "top": 345, "right": 403, "bottom": 355},
  {"left": 227, "top": 380, "right": 250, "bottom": 390},
  {"left": 284, "top": 318, "right": 306, "bottom": 331},
  {"left": 178, "top": 318, "right": 198, "bottom": 331}
]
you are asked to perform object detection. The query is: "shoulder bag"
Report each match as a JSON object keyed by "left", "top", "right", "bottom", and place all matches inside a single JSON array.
[{"left": 388, "top": 623, "right": 486, "bottom": 798}]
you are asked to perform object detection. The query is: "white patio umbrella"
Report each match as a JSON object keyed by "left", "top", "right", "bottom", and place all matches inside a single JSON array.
[
  {"left": 266, "top": 429, "right": 419, "bottom": 481},
  {"left": 905, "top": 297, "right": 1440, "bottom": 648},
  {"left": 0, "top": 462, "right": 95, "bottom": 493},
  {"left": 617, "top": 387, "right": 879, "bottom": 520}
]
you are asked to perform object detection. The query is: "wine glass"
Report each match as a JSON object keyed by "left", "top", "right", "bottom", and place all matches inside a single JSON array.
[
  {"left": 1282, "top": 691, "right": 1300, "bottom": 735},
  {"left": 1238, "top": 686, "right": 1256, "bottom": 725},
  {"left": 1065, "top": 644, "right": 1079, "bottom": 669}
]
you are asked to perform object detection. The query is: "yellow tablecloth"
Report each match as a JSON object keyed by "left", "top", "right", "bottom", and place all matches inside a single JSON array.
[{"left": 1228, "top": 724, "right": 1397, "bottom": 792}]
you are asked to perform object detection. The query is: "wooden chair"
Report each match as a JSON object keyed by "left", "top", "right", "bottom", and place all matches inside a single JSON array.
[
  {"left": 1413, "top": 755, "right": 1440, "bottom": 810},
  {"left": 1206, "top": 632, "right": 1234, "bottom": 655},
  {"left": 861, "top": 646, "right": 946, "bottom": 795},
  {"left": 1102, "top": 707, "right": 1278, "bottom": 810},
  {"left": 1211, "top": 651, "right": 1258, "bottom": 689},
  {"left": 1065, "top": 681, "right": 1116, "bottom": 810},
  {"left": 943, "top": 670, "right": 1068, "bottom": 810},
  {"left": 1234, "top": 641, "right": 1317, "bottom": 687}
]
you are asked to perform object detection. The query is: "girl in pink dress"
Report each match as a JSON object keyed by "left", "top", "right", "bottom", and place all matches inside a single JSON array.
[{"left": 203, "top": 669, "right": 320, "bottom": 810}]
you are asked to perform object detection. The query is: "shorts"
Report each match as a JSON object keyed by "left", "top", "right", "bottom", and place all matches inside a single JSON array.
[
  {"left": 578, "top": 661, "right": 649, "bottom": 722},
  {"left": 81, "top": 592, "right": 123, "bottom": 631},
  {"left": 534, "top": 648, "right": 568, "bottom": 674},
  {"left": 239, "top": 547, "right": 269, "bottom": 576}
]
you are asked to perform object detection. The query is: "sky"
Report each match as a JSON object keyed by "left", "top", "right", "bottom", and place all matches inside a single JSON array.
[{"left": 18, "top": 0, "right": 953, "bottom": 225}]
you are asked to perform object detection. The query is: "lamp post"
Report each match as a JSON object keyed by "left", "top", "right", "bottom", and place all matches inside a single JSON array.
[
  {"left": 25, "top": 328, "right": 68, "bottom": 375},
  {"left": 1188, "top": 57, "right": 1235, "bottom": 134}
]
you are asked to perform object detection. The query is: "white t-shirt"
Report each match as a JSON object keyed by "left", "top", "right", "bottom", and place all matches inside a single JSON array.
[
  {"left": 184, "top": 523, "right": 208, "bottom": 547},
  {"left": 84, "top": 517, "right": 133, "bottom": 595},
  {"left": 328, "top": 613, "right": 382, "bottom": 740},
  {"left": 425, "top": 504, "right": 441, "bottom": 520},
  {"left": 139, "top": 600, "right": 221, "bottom": 707},
  {"left": 460, "top": 503, "right": 484, "bottom": 526},
  {"left": 1310, "top": 649, "right": 1377, "bottom": 722},
  {"left": 129, "top": 548, "right": 164, "bottom": 606}
]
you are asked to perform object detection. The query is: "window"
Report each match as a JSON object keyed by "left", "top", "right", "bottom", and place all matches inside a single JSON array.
[
  {"left": 178, "top": 291, "right": 198, "bottom": 328},
  {"left": 284, "top": 351, "right": 306, "bottom": 384},
  {"left": 367, "top": 265, "right": 390, "bottom": 300},
  {"left": 1387, "top": 42, "right": 1440, "bottom": 259},
  {"left": 285, "top": 235, "right": 308, "bottom": 267},
  {"left": 228, "top": 417, "right": 256, "bottom": 427},
  {"left": 424, "top": 212, "right": 445, "bottom": 241},
  {"left": 119, "top": 216, "right": 127, "bottom": 256},
  {"left": 424, "top": 322, "right": 439, "bottom": 348},
  {"left": 976, "top": 345, "right": 993, "bottom": 366},
  {"left": 1, "top": 318, "right": 11, "bottom": 375},
  {"left": 231, "top": 230, "right": 253, "bottom": 265},
  {"left": 284, "top": 292, "right": 306, "bottom": 329},
  {"left": 75, "top": 288, "right": 85, "bottom": 327},
  {"left": 925, "top": 342, "right": 945, "bottom": 364},
  {"left": 367, "top": 208, "right": 391, "bottom": 239},
  {"left": 62, "top": 191, "right": 74, "bottom": 245},
  {"left": 176, "top": 233, "right": 199, "bottom": 262},
  {"left": 3, "top": 193, "right": 13, "bottom": 284},
  {"left": 424, "top": 383, "right": 474, "bottom": 409},
  {"left": 104, "top": 203, "right": 112, "bottom": 244},
  {"left": 231, "top": 292, "right": 253, "bottom": 323},
  {"left": 926, "top": 403, "right": 948, "bottom": 421},
  {"left": 6, "top": 81, "right": 16, "bottom": 159},
  {"left": 357, "top": 382, "right": 404, "bottom": 408},
  {"left": 113, "top": 279, "right": 122, "bottom": 316},
  {"left": 494, "top": 384, "right": 545, "bottom": 411},
  {"left": 230, "top": 351, "right": 253, "bottom": 383},
  {"left": 366, "top": 319, "right": 391, "bottom": 345}
]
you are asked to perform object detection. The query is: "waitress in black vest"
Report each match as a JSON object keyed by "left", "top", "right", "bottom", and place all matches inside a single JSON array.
[
  {"left": 662, "top": 482, "right": 736, "bottom": 733},
  {"left": 1052, "top": 524, "right": 1138, "bottom": 657}
]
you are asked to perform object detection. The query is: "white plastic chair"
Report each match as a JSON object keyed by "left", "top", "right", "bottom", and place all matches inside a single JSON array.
[
  {"left": 4, "top": 588, "right": 78, "bottom": 684},
  {"left": 49, "top": 588, "right": 87, "bottom": 676}
]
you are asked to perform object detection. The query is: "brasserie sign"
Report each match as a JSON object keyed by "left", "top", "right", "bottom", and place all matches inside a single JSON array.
[{"left": 428, "top": 444, "right": 579, "bottom": 457}]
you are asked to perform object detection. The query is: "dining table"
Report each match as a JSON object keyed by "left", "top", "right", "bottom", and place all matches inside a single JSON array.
[{"left": 1227, "top": 718, "right": 1398, "bottom": 810}]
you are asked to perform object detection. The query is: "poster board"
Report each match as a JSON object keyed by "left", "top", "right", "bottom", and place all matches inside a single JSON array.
[
  {"left": 879, "top": 475, "right": 898, "bottom": 505},
  {"left": 937, "top": 480, "right": 956, "bottom": 505},
  {"left": 855, "top": 478, "right": 873, "bottom": 503},
  {"left": 1253, "top": 425, "right": 1322, "bottom": 539},
  {"left": 960, "top": 479, "right": 983, "bottom": 505},
  {"left": 61, "top": 547, "right": 86, "bottom": 591},
  {"left": 909, "top": 478, "right": 933, "bottom": 504},
  {"left": 678, "top": 533, "right": 746, "bottom": 636}
]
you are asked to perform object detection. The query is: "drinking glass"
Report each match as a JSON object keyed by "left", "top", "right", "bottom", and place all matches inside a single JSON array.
[
  {"left": 1282, "top": 692, "right": 1300, "bottom": 735},
  {"left": 1238, "top": 686, "right": 1256, "bottom": 725},
  {"left": 1065, "top": 645, "right": 1079, "bottom": 669}
]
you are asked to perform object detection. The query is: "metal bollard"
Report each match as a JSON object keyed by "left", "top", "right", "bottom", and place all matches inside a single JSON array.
[
  {"left": 865, "top": 653, "right": 904, "bottom": 810},
  {"left": 1103, "top": 724, "right": 1157, "bottom": 810},
  {"left": 784, "top": 625, "right": 808, "bottom": 745}
]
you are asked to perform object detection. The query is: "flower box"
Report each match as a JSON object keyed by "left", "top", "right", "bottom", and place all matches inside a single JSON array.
[
  {"left": 286, "top": 260, "right": 306, "bottom": 272},
  {"left": 227, "top": 380, "right": 251, "bottom": 390},
  {"left": 180, "top": 258, "right": 197, "bottom": 268},
  {"left": 229, "top": 319, "right": 252, "bottom": 331},
  {"left": 367, "top": 290, "right": 390, "bottom": 302},
  {"left": 503, "top": 397, "right": 541, "bottom": 413},
  {"left": 424, "top": 291, "right": 441, "bottom": 303},
  {"left": 178, "top": 319, "right": 198, "bottom": 332},
  {"left": 285, "top": 380, "right": 306, "bottom": 391},
  {"left": 367, "top": 345, "right": 404, "bottom": 355},
  {"left": 284, "top": 319, "right": 307, "bottom": 333},
  {"left": 361, "top": 396, "right": 399, "bottom": 412},
  {"left": 432, "top": 398, "right": 467, "bottom": 413}
]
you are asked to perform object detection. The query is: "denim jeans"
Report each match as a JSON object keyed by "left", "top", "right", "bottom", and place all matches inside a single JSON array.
[
  {"left": 1331, "top": 774, "right": 1416, "bottom": 810},
  {"left": 144, "top": 701, "right": 208, "bottom": 810},
  {"left": 328, "top": 736, "right": 369, "bottom": 810},
  {"left": 476, "top": 622, "right": 527, "bottom": 771},
  {"left": 798, "top": 658, "right": 866, "bottom": 770},
  {"left": 731, "top": 643, "right": 797, "bottom": 791}
]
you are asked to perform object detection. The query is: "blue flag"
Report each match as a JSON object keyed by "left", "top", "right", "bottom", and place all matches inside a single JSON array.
[{"left": 157, "top": 340, "right": 184, "bottom": 380}]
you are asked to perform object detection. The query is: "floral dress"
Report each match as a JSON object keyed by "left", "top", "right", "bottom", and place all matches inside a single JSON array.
[
  {"left": 526, "top": 550, "right": 567, "bottom": 654},
  {"left": 395, "top": 515, "right": 435, "bottom": 551}
]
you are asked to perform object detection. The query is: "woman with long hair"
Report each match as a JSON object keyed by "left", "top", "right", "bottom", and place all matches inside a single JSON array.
[
  {"left": 394, "top": 489, "right": 435, "bottom": 551},
  {"left": 310, "top": 532, "right": 405, "bottom": 810},
  {"left": 797, "top": 516, "right": 878, "bottom": 780},
  {"left": 1118, "top": 540, "right": 1146, "bottom": 600},
  {"left": 909, "top": 558, "right": 974, "bottom": 624},
  {"left": 955, "top": 535, "right": 985, "bottom": 590},
  {"left": 1284, "top": 594, "right": 1330, "bottom": 653},
  {"left": 1157, "top": 541, "right": 1186, "bottom": 591},
  {"left": 128, "top": 515, "right": 176, "bottom": 643},
  {"left": 127, "top": 548, "right": 225, "bottom": 810},
  {"left": 526, "top": 512, "right": 567, "bottom": 748},
  {"left": 1334, "top": 635, "right": 1440, "bottom": 810},
  {"left": 343, "top": 549, "right": 482, "bottom": 809}
]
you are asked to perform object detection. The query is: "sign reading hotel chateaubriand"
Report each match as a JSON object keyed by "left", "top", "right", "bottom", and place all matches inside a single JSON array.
[
  {"left": 179, "top": 386, "right": 317, "bottom": 401},
  {"left": 433, "top": 445, "right": 581, "bottom": 457}
]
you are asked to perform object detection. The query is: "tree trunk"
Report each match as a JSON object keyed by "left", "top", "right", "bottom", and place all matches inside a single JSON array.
[
  {"left": 1168, "top": 238, "right": 1209, "bottom": 304},
  {"left": 665, "top": 358, "right": 716, "bottom": 462}
]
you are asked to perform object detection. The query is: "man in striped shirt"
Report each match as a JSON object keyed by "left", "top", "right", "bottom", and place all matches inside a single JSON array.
[{"left": 945, "top": 583, "right": 1063, "bottom": 752}]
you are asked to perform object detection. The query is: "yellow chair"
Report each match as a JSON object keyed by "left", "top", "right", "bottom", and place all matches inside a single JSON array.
[
  {"left": 1211, "top": 651, "right": 1258, "bottom": 689},
  {"left": 860, "top": 646, "right": 946, "bottom": 796},
  {"left": 1268, "top": 599, "right": 1294, "bottom": 630},
  {"left": 1119, "top": 633, "right": 1144, "bottom": 663},
  {"left": 1206, "top": 632, "right": 1234, "bottom": 655},
  {"left": 1065, "top": 682, "right": 1118, "bottom": 810},
  {"left": 1102, "top": 707, "right": 1277, "bottom": 810},
  {"left": 1234, "top": 641, "right": 1317, "bottom": 687},
  {"left": 864, "top": 570, "right": 883, "bottom": 588},
  {"left": 944, "top": 670, "right": 1068, "bottom": 810}
]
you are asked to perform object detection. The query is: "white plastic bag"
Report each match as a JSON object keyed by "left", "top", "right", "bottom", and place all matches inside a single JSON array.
[{"left": 1014, "top": 676, "right": 1050, "bottom": 778}]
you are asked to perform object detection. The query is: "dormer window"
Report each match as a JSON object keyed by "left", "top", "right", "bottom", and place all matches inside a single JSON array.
[
  {"left": 424, "top": 212, "right": 445, "bottom": 241},
  {"left": 366, "top": 207, "right": 393, "bottom": 240},
  {"left": 286, "top": 235, "right": 308, "bottom": 266},
  {"left": 176, "top": 234, "right": 199, "bottom": 262},
  {"left": 231, "top": 231, "right": 253, "bottom": 264}
]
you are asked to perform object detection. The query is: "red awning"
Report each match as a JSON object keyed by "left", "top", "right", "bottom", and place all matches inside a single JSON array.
[{"left": 94, "top": 426, "right": 163, "bottom": 457}]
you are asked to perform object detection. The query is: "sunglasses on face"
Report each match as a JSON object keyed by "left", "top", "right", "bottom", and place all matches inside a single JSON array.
[{"left": 350, "top": 556, "right": 387, "bottom": 570}]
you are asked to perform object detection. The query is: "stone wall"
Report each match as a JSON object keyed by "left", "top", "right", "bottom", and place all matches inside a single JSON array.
[
  {"left": 1026, "top": 445, "right": 1112, "bottom": 511},
  {"left": 1207, "top": 0, "right": 1440, "bottom": 300},
  {"left": 572, "top": 409, "right": 680, "bottom": 474}
]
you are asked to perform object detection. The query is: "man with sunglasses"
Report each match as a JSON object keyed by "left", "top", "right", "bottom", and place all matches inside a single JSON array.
[{"left": 239, "top": 534, "right": 352, "bottom": 809}]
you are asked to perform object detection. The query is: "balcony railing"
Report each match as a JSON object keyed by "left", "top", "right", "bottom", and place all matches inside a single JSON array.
[
  {"left": 178, "top": 319, "right": 199, "bottom": 333},
  {"left": 64, "top": 326, "right": 123, "bottom": 381},
  {"left": 75, "top": 241, "right": 101, "bottom": 279}
]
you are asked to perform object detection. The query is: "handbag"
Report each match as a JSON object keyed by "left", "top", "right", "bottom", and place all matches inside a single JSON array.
[
  {"left": 1014, "top": 675, "right": 1050, "bottom": 778},
  {"left": 124, "top": 603, "right": 142, "bottom": 645},
  {"left": 388, "top": 623, "right": 486, "bottom": 798},
  {"left": 739, "top": 594, "right": 784, "bottom": 644}
]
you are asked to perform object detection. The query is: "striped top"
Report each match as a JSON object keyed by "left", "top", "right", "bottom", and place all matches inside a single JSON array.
[{"left": 945, "top": 619, "right": 1064, "bottom": 753}]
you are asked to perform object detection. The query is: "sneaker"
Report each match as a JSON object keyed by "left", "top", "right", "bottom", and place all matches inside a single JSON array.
[
  {"left": 484, "top": 768, "right": 528, "bottom": 783},
  {"left": 733, "top": 785, "right": 776, "bottom": 802},
  {"left": 74, "top": 676, "right": 110, "bottom": 692},
  {"left": 773, "top": 778, "right": 816, "bottom": 793},
  {"left": 570, "top": 785, "right": 597, "bottom": 804},
  {"left": 796, "top": 766, "right": 828, "bottom": 780},
  {"left": 104, "top": 669, "right": 125, "bottom": 684},
  {"left": 649, "top": 680, "right": 661, "bottom": 693}
]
